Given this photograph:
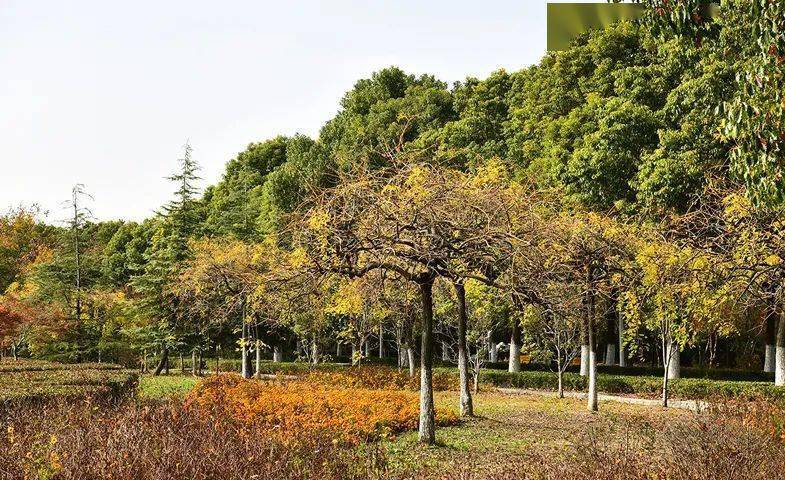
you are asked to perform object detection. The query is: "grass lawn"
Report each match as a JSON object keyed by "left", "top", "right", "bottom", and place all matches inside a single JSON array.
[
  {"left": 137, "top": 374, "right": 199, "bottom": 400},
  {"left": 383, "top": 390, "right": 692, "bottom": 477}
]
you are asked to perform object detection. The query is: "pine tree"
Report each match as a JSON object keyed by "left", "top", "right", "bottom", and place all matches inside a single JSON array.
[{"left": 131, "top": 142, "right": 202, "bottom": 375}]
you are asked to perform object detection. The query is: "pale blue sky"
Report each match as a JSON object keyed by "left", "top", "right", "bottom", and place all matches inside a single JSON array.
[{"left": 1, "top": 0, "right": 597, "bottom": 222}]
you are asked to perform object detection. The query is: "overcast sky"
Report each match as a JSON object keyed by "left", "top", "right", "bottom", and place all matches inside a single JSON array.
[{"left": 1, "top": 0, "right": 597, "bottom": 222}]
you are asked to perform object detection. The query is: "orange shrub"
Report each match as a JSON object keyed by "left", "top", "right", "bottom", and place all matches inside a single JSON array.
[{"left": 185, "top": 374, "right": 458, "bottom": 444}]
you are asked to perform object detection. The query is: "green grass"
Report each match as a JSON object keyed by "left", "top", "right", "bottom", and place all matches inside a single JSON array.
[
  {"left": 137, "top": 374, "right": 200, "bottom": 400},
  {"left": 381, "top": 390, "right": 689, "bottom": 477}
]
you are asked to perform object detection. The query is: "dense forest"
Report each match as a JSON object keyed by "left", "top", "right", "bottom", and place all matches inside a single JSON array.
[{"left": 2, "top": 0, "right": 785, "bottom": 444}]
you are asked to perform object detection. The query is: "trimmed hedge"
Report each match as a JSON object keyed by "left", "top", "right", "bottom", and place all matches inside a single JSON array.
[
  {"left": 479, "top": 361, "right": 775, "bottom": 382},
  {"left": 0, "top": 360, "right": 138, "bottom": 406},
  {"left": 0, "top": 358, "right": 123, "bottom": 372},
  {"left": 472, "top": 369, "right": 785, "bottom": 402}
]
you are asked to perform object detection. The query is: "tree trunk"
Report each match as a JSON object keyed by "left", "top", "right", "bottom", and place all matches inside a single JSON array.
[
  {"left": 336, "top": 342, "right": 343, "bottom": 358},
  {"left": 455, "top": 282, "right": 473, "bottom": 417},
  {"left": 586, "top": 273, "right": 598, "bottom": 412},
  {"left": 351, "top": 342, "right": 360, "bottom": 366},
  {"left": 662, "top": 367, "right": 670, "bottom": 408},
  {"left": 273, "top": 345, "right": 283, "bottom": 363},
  {"left": 197, "top": 349, "right": 203, "bottom": 376},
  {"left": 489, "top": 338, "right": 498, "bottom": 363},
  {"left": 241, "top": 322, "right": 251, "bottom": 378},
  {"left": 442, "top": 341, "right": 450, "bottom": 362},
  {"left": 587, "top": 321, "right": 598, "bottom": 412},
  {"left": 605, "top": 344, "right": 616, "bottom": 366},
  {"left": 662, "top": 339, "right": 680, "bottom": 408},
  {"left": 215, "top": 346, "right": 220, "bottom": 374},
  {"left": 255, "top": 339, "right": 262, "bottom": 378},
  {"left": 364, "top": 338, "right": 370, "bottom": 358},
  {"left": 580, "top": 320, "right": 589, "bottom": 376},
  {"left": 508, "top": 318, "right": 521, "bottom": 373},
  {"left": 666, "top": 340, "right": 681, "bottom": 380},
  {"left": 765, "top": 308, "right": 777, "bottom": 373},
  {"left": 604, "top": 291, "right": 618, "bottom": 365},
  {"left": 192, "top": 349, "right": 198, "bottom": 377},
  {"left": 378, "top": 324, "right": 385, "bottom": 358},
  {"left": 418, "top": 278, "right": 436, "bottom": 445},
  {"left": 396, "top": 329, "right": 404, "bottom": 371},
  {"left": 557, "top": 369, "right": 564, "bottom": 399},
  {"left": 618, "top": 312, "right": 627, "bottom": 368},
  {"left": 153, "top": 346, "right": 168, "bottom": 376},
  {"left": 179, "top": 354, "right": 185, "bottom": 373},
  {"left": 311, "top": 335, "right": 319, "bottom": 365},
  {"left": 407, "top": 346, "right": 416, "bottom": 377},
  {"left": 775, "top": 313, "right": 785, "bottom": 386}
]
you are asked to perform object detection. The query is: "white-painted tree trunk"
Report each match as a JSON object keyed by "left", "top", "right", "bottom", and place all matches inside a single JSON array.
[
  {"left": 442, "top": 341, "right": 449, "bottom": 361},
  {"left": 379, "top": 325, "right": 385, "bottom": 358},
  {"left": 273, "top": 345, "right": 282, "bottom": 363},
  {"left": 765, "top": 298, "right": 777, "bottom": 373},
  {"left": 765, "top": 344, "right": 775, "bottom": 373},
  {"left": 364, "top": 339, "right": 370, "bottom": 358},
  {"left": 586, "top": 284, "right": 597, "bottom": 412},
  {"left": 508, "top": 341, "right": 521, "bottom": 373},
  {"left": 776, "top": 345, "right": 785, "bottom": 386},
  {"left": 662, "top": 340, "right": 680, "bottom": 407},
  {"left": 667, "top": 341, "right": 680, "bottom": 380},
  {"left": 580, "top": 345, "right": 589, "bottom": 376},
  {"left": 509, "top": 319, "right": 521, "bottom": 373},
  {"left": 587, "top": 350, "right": 597, "bottom": 412},
  {"left": 489, "top": 339, "right": 498, "bottom": 363},
  {"left": 605, "top": 344, "right": 616, "bottom": 366},
  {"left": 241, "top": 324, "right": 251, "bottom": 378},
  {"left": 776, "top": 315, "right": 785, "bottom": 386},
  {"left": 255, "top": 340, "right": 262, "bottom": 377},
  {"left": 407, "top": 346, "right": 416, "bottom": 377}
]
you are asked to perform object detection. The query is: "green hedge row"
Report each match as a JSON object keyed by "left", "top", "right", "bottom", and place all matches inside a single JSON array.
[
  {"left": 179, "top": 358, "right": 349, "bottom": 374},
  {"left": 479, "top": 362, "right": 775, "bottom": 382},
  {"left": 474, "top": 369, "right": 785, "bottom": 402},
  {"left": 0, "top": 358, "right": 123, "bottom": 372}
]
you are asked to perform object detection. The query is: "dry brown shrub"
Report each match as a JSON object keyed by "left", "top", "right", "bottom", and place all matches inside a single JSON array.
[{"left": 0, "top": 400, "right": 387, "bottom": 480}]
